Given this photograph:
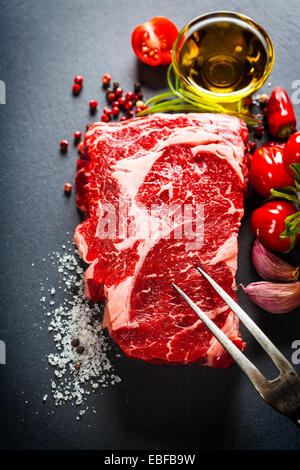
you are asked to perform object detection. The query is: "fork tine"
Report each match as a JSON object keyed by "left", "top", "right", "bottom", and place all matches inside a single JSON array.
[
  {"left": 171, "top": 282, "right": 267, "bottom": 389},
  {"left": 196, "top": 266, "right": 295, "bottom": 374}
]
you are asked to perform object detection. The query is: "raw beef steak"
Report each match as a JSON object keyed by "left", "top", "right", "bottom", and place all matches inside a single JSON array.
[{"left": 75, "top": 113, "right": 249, "bottom": 367}]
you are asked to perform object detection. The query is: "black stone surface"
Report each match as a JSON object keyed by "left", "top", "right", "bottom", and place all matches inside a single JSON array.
[{"left": 0, "top": 0, "right": 299, "bottom": 450}]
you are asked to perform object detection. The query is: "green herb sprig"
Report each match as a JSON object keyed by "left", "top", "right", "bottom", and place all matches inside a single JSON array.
[{"left": 137, "top": 64, "right": 263, "bottom": 126}]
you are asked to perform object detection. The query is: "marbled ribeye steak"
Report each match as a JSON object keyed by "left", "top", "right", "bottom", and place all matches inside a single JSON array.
[{"left": 75, "top": 113, "right": 249, "bottom": 367}]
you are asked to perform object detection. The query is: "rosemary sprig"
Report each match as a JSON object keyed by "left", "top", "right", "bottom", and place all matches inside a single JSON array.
[
  {"left": 138, "top": 103, "right": 202, "bottom": 115},
  {"left": 139, "top": 64, "right": 263, "bottom": 126},
  {"left": 268, "top": 186, "right": 299, "bottom": 204}
]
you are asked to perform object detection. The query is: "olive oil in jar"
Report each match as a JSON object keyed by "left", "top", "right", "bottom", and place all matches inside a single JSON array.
[{"left": 178, "top": 19, "right": 268, "bottom": 94}]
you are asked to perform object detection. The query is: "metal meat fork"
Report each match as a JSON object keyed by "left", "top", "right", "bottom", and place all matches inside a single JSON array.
[{"left": 172, "top": 267, "right": 300, "bottom": 426}]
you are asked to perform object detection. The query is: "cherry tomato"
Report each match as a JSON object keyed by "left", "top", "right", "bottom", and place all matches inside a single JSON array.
[
  {"left": 283, "top": 131, "right": 300, "bottom": 177},
  {"left": 131, "top": 17, "right": 178, "bottom": 66},
  {"left": 250, "top": 201, "right": 299, "bottom": 252},
  {"left": 249, "top": 146, "right": 294, "bottom": 198}
]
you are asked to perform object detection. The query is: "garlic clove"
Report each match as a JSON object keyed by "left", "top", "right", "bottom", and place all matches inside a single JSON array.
[
  {"left": 242, "top": 281, "right": 300, "bottom": 314},
  {"left": 252, "top": 239, "right": 299, "bottom": 282}
]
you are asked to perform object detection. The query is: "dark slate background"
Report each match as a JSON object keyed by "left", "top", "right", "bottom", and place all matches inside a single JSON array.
[{"left": 0, "top": 0, "right": 300, "bottom": 451}]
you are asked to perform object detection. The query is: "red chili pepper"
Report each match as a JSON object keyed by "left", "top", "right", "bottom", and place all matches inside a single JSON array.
[{"left": 267, "top": 87, "right": 296, "bottom": 139}]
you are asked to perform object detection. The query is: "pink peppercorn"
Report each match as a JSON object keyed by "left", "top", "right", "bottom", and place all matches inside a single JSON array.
[
  {"left": 60, "top": 139, "right": 69, "bottom": 150},
  {"left": 77, "top": 141, "right": 84, "bottom": 153},
  {"left": 74, "top": 75, "right": 83, "bottom": 85},
  {"left": 245, "top": 97, "right": 253, "bottom": 107},
  {"left": 89, "top": 99, "right": 98, "bottom": 109},
  {"left": 125, "top": 91, "right": 136, "bottom": 102},
  {"left": 114, "top": 87, "right": 123, "bottom": 97},
  {"left": 118, "top": 97, "right": 126, "bottom": 106},
  {"left": 73, "top": 131, "right": 82, "bottom": 140},
  {"left": 254, "top": 126, "right": 264, "bottom": 138},
  {"left": 102, "top": 74, "right": 111, "bottom": 85},
  {"left": 64, "top": 182, "right": 72, "bottom": 193},
  {"left": 125, "top": 101, "right": 133, "bottom": 111},
  {"left": 103, "top": 106, "right": 112, "bottom": 116},
  {"left": 248, "top": 142, "right": 257, "bottom": 153},
  {"left": 72, "top": 83, "right": 81, "bottom": 94},
  {"left": 107, "top": 93, "right": 116, "bottom": 102},
  {"left": 101, "top": 114, "right": 110, "bottom": 122}
]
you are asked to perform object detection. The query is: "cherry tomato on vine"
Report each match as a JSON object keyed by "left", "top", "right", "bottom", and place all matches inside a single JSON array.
[
  {"left": 249, "top": 146, "right": 294, "bottom": 198},
  {"left": 250, "top": 201, "right": 299, "bottom": 252},
  {"left": 283, "top": 131, "right": 300, "bottom": 177},
  {"left": 131, "top": 17, "right": 179, "bottom": 66}
]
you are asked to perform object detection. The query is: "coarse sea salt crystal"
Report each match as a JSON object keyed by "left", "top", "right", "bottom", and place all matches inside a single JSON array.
[{"left": 41, "top": 243, "right": 121, "bottom": 417}]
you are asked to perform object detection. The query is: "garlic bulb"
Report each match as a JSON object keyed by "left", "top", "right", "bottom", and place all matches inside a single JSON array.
[
  {"left": 242, "top": 282, "right": 300, "bottom": 314},
  {"left": 252, "top": 239, "right": 299, "bottom": 282}
]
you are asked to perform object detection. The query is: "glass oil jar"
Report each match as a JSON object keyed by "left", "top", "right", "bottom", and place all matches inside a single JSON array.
[{"left": 172, "top": 11, "right": 274, "bottom": 111}]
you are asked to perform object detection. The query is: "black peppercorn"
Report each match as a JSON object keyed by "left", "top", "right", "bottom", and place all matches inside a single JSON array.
[{"left": 76, "top": 345, "right": 85, "bottom": 354}]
